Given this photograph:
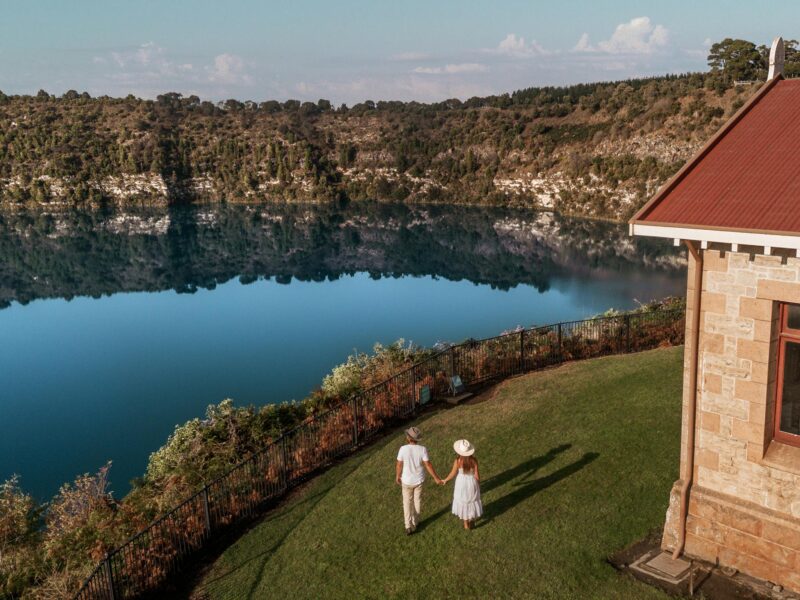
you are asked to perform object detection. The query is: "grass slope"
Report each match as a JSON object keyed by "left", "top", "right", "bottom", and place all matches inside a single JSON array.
[{"left": 194, "top": 347, "right": 683, "bottom": 600}]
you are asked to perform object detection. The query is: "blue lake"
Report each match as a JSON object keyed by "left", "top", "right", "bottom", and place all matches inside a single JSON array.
[{"left": 0, "top": 203, "right": 686, "bottom": 499}]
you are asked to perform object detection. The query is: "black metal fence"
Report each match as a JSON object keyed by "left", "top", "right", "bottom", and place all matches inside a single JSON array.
[{"left": 75, "top": 307, "right": 685, "bottom": 599}]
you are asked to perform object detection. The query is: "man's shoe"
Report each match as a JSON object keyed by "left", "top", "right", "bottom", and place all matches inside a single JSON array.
[{"left": 405, "top": 528, "right": 412, "bottom": 535}]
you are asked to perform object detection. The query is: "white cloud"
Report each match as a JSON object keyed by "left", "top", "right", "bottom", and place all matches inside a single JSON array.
[
  {"left": 91, "top": 43, "right": 253, "bottom": 96},
  {"left": 102, "top": 42, "right": 196, "bottom": 81},
  {"left": 292, "top": 75, "right": 495, "bottom": 103},
  {"left": 390, "top": 51, "right": 430, "bottom": 62},
  {"left": 574, "top": 17, "right": 670, "bottom": 55},
  {"left": 111, "top": 42, "right": 163, "bottom": 69},
  {"left": 573, "top": 33, "right": 593, "bottom": 53},
  {"left": 491, "top": 33, "right": 551, "bottom": 58},
  {"left": 413, "top": 63, "right": 488, "bottom": 75},
  {"left": 206, "top": 53, "right": 252, "bottom": 85}
]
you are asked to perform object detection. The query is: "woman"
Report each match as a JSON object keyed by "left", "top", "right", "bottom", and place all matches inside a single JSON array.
[{"left": 442, "top": 439, "right": 483, "bottom": 530}]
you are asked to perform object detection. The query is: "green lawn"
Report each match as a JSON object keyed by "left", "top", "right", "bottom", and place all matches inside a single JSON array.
[{"left": 193, "top": 347, "right": 683, "bottom": 600}]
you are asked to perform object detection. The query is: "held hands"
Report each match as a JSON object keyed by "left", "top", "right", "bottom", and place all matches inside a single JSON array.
[{"left": 436, "top": 477, "right": 446, "bottom": 486}]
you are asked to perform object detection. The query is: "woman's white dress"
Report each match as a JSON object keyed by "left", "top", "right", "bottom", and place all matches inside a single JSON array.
[{"left": 452, "top": 467, "right": 483, "bottom": 520}]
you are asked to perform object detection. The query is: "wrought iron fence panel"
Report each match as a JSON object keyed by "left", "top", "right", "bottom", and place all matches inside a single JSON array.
[
  {"left": 629, "top": 310, "right": 685, "bottom": 351},
  {"left": 251, "top": 440, "right": 285, "bottom": 504},
  {"left": 74, "top": 563, "right": 108, "bottom": 600},
  {"left": 523, "top": 324, "right": 560, "bottom": 371},
  {"left": 451, "top": 333, "right": 519, "bottom": 385},
  {"left": 410, "top": 351, "right": 451, "bottom": 399}
]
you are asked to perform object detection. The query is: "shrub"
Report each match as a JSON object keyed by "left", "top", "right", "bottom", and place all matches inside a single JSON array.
[
  {"left": 43, "top": 464, "right": 118, "bottom": 566},
  {"left": 0, "top": 476, "right": 42, "bottom": 598}
]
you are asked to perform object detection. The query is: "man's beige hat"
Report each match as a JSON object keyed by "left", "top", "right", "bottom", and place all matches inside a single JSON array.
[
  {"left": 405, "top": 427, "right": 422, "bottom": 441},
  {"left": 453, "top": 439, "right": 475, "bottom": 456}
]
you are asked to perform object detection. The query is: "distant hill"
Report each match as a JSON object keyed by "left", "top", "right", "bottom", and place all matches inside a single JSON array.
[{"left": 0, "top": 38, "right": 784, "bottom": 220}]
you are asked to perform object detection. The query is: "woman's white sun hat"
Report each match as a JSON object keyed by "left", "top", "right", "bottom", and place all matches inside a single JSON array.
[{"left": 453, "top": 439, "right": 475, "bottom": 456}]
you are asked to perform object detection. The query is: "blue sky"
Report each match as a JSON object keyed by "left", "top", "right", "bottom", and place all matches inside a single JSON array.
[{"left": 0, "top": 1, "right": 796, "bottom": 103}]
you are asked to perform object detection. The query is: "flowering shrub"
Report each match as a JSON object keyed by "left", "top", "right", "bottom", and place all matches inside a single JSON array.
[{"left": 322, "top": 340, "right": 422, "bottom": 399}]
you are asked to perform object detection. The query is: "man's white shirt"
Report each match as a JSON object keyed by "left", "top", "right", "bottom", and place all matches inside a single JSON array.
[{"left": 397, "top": 444, "right": 429, "bottom": 486}]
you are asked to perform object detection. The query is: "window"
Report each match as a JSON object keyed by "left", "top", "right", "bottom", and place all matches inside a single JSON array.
[{"left": 775, "top": 303, "right": 800, "bottom": 445}]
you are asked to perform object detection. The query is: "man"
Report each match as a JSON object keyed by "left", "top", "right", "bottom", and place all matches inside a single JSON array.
[{"left": 395, "top": 426, "right": 442, "bottom": 535}]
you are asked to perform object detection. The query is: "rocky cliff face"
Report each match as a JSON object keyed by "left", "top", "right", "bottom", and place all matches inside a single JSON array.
[{"left": 0, "top": 75, "right": 758, "bottom": 220}]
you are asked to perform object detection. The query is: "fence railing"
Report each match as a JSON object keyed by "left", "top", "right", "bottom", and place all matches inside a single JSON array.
[{"left": 75, "top": 307, "right": 685, "bottom": 599}]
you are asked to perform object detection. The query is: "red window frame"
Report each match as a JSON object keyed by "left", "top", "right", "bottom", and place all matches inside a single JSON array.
[{"left": 774, "top": 303, "right": 800, "bottom": 446}]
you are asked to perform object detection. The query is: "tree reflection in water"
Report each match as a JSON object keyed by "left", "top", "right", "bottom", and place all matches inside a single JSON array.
[{"left": 0, "top": 201, "right": 684, "bottom": 309}]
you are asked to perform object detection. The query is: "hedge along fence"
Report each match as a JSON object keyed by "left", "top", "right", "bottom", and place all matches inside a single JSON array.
[{"left": 75, "top": 307, "right": 685, "bottom": 599}]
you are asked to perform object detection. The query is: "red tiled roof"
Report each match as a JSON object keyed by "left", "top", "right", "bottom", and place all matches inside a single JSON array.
[{"left": 632, "top": 77, "right": 800, "bottom": 235}]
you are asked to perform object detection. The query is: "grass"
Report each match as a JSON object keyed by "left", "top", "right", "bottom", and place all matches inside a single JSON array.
[{"left": 192, "top": 347, "right": 683, "bottom": 600}]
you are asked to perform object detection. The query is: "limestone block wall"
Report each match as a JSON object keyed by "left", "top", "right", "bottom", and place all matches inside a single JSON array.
[{"left": 662, "top": 248, "right": 800, "bottom": 591}]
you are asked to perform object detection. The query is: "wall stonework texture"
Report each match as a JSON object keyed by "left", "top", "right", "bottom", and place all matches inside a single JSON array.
[{"left": 662, "top": 249, "right": 800, "bottom": 592}]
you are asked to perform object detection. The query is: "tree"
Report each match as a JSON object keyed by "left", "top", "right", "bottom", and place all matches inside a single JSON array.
[
  {"left": 282, "top": 99, "right": 300, "bottom": 111},
  {"left": 157, "top": 92, "right": 183, "bottom": 105},
  {"left": 707, "top": 38, "right": 765, "bottom": 81},
  {"left": 299, "top": 101, "right": 320, "bottom": 116},
  {"left": 259, "top": 100, "right": 281, "bottom": 113},
  {"left": 784, "top": 39, "right": 800, "bottom": 78},
  {"left": 223, "top": 98, "right": 244, "bottom": 111},
  {"left": 338, "top": 143, "right": 357, "bottom": 168}
]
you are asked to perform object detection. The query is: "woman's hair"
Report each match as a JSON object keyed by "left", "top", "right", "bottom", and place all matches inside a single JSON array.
[{"left": 458, "top": 455, "right": 477, "bottom": 473}]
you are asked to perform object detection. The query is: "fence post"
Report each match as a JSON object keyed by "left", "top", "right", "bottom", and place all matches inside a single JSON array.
[
  {"left": 557, "top": 323, "right": 563, "bottom": 362},
  {"left": 202, "top": 485, "right": 211, "bottom": 535},
  {"left": 352, "top": 396, "right": 359, "bottom": 446},
  {"left": 449, "top": 346, "right": 455, "bottom": 378},
  {"left": 519, "top": 329, "right": 525, "bottom": 373},
  {"left": 103, "top": 554, "right": 117, "bottom": 600},
  {"left": 411, "top": 367, "right": 417, "bottom": 414},
  {"left": 280, "top": 435, "right": 289, "bottom": 491},
  {"left": 625, "top": 314, "right": 632, "bottom": 353}
]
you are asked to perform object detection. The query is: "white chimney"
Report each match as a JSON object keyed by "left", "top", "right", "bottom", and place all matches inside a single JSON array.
[{"left": 768, "top": 37, "right": 785, "bottom": 80}]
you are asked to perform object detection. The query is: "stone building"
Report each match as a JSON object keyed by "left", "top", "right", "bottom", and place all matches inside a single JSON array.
[{"left": 630, "top": 38, "right": 800, "bottom": 591}]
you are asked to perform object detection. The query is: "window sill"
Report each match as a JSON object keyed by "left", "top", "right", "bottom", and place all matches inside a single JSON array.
[{"left": 763, "top": 440, "right": 800, "bottom": 475}]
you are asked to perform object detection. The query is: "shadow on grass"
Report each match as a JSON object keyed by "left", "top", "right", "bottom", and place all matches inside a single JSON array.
[
  {"left": 481, "top": 450, "right": 600, "bottom": 523},
  {"left": 481, "top": 443, "right": 573, "bottom": 494},
  {"left": 417, "top": 444, "right": 599, "bottom": 531},
  {"left": 191, "top": 449, "right": 374, "bottom": 600}
]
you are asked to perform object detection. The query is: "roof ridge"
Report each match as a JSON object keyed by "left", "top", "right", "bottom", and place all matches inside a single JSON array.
[{"left": 629, "top": 75, "right": 784, "bottom": 225}]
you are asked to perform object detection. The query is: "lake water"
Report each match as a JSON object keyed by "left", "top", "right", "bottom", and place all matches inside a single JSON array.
[{"left": 0, "top": 203, "right": 686, "bottom": 499}]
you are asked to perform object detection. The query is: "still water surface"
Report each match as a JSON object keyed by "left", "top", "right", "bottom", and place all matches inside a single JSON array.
[{"left": 0, "top": 203, "right": 685, "bottom": 498}]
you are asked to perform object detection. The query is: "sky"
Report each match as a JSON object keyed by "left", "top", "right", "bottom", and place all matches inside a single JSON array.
[{"left": 0, "top": 0, "right": 797, "bottom": 104}]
